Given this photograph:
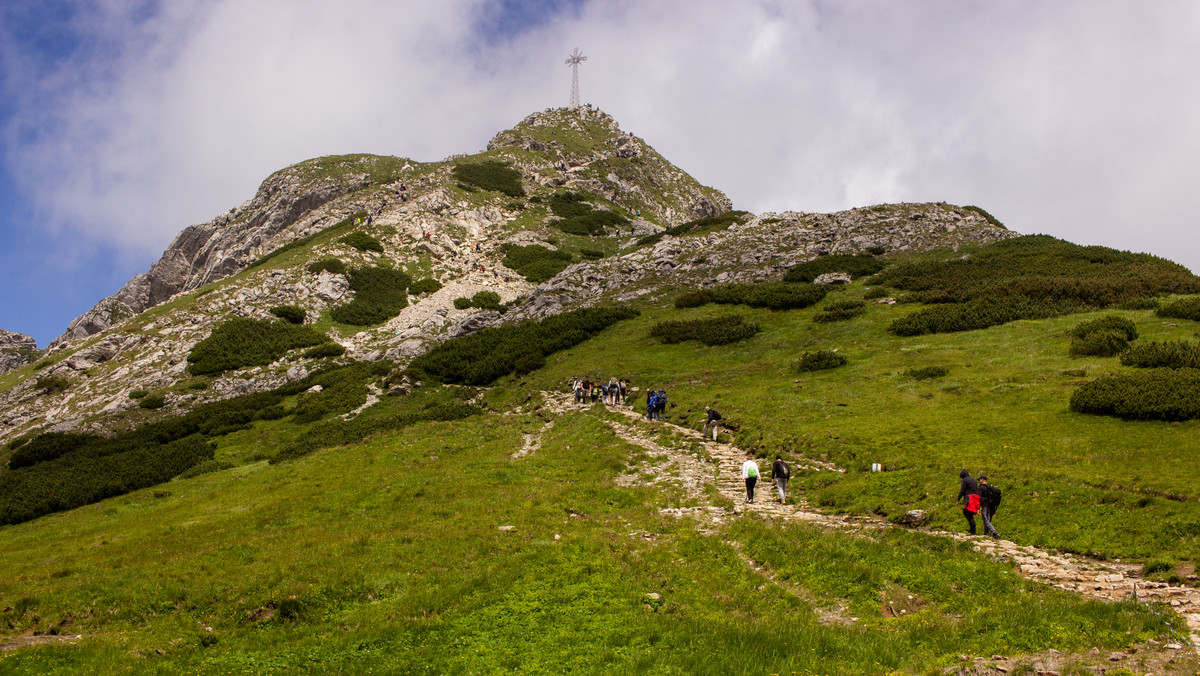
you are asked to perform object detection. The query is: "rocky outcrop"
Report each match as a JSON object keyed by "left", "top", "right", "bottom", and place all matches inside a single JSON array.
[
  {"left": 0, "top": 330, "right": 39, "bottom": 374},
  {"left": 50, "top": 160, "right": 376, "bottom": 349}
]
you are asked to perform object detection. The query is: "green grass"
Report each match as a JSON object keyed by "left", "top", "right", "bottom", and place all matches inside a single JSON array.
[
  {"left": 509, "top": 286, "right": 1200, "bottom": 562},
  {"left": 0, "top": 411, "right": 1184, "bottom": 673}
]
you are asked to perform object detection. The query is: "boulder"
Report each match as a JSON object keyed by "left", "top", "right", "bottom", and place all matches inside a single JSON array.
[
  {"left": 897, "top": 510, "right": 928, "bottom": 527},
  {"left": 814, "top": 272, "right": 852, "bottom": 285}
]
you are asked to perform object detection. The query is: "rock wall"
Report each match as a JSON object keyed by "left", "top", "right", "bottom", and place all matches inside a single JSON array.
[{"left": 0, "top": 330, "right": 39, "bottom": 374}]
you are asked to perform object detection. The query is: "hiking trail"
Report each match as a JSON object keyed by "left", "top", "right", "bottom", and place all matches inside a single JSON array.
[{"left": 535, "top": 390, "right": 1200, "bottom": 659}]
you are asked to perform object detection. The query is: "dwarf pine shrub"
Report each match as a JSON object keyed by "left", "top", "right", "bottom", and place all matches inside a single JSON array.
[
  {"left": 711, "top": 282, "right": 828, "bottom": 311},
  {"left": 1068, "top": 330, "right": 1130, "bottom": 357},
  {"left": 340, "top": 232, "right": 384, "bottom": 253},
  {"left": 649, "top": 316, "right": 761, "bottom": 346},
  {"left": 303, "top": 343, "right": 346, "bottom": 359},
  {"left": 1156, "top": 296, "right": 1200, "bottom": 321},
  {"left": 1120, "top": 341, "right": 1200, "bottom": 369},
  {"left": 129, "top": 389, "right": 149, "bottom": 399},
  {"left": 636, "top": 211, "right": 750, "bottom": 247},
  {"left": 795, "top": 350, "right": 848, "bottom": 372},
  {"left": 675, "top": 289, "right": 715, "bottom": 309},
  {"left": 35, "top": 375, "right": 71, "bottom": 393},
  {"left": 863, "top": 287, "right": 890, "bottom": 300},
  {"left": 1070, "top": 368, "right": 1200, "bottom": 420},
  {"left": 784, "top": 254, "right": 888, "bottom": 283},
  {"left": 453, "top": 297, "right": 472, "bottom": 310},
  {"left": 548, "top": 192, "right": 629, "bottom": 235},
  {"left": 452, "top": 160, "right": 525, "bottom": 197},
  {"left": 411, "top": 306, "right": 638, "bottom": 385},
  {"left": 330, "top": 267, "right": 410, "bottom": 325},
  {"left": 501, "top": 243, "right": 573, "bottom": 283},
  {"left": 270, "top": 305, "right": 307, "bottom": 324},
  {"left": 188, "top": 317, "right": 330, "bottom": 375},
  {"left": 814, "top": 300, "right": 866, "bottom": 323},
  {"left": 138, "top": 393, "right": 167, "bottom": 410},
  {"left": 1068, "top": 315, "right": 1138, "bottom": 341},
  {"left": 308, "top": 258, "right": 347, "bottom": 275},
  {"left": 889, "top": 295, "right": 1081, "bottom": 336},
  {"left": 408, "top": 278, "right": 442, "bottom": 295}
]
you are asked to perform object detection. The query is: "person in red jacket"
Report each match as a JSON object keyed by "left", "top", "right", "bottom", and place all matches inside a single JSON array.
[{"left": 956, "top": 469, "right": 981, "bottom": 535}]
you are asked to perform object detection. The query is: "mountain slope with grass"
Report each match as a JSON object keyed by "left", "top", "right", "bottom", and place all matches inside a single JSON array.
[{"left": 2, "top": 107, "right": 1200, "bottom": 672}]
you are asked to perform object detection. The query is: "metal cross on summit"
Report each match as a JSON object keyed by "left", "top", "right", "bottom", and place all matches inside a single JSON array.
[{"left": 565, "top": 48, "right": 587, "bottom": 107}]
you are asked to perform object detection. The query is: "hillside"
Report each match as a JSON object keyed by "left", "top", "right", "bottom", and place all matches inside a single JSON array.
[{"left": 2, "top": 107, "right": 1200, "bottom": 673}]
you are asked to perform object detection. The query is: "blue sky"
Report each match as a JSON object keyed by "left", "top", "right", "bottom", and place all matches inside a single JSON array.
[{"left": 3, "top": 1, "right": 1199, "bottom": 347}]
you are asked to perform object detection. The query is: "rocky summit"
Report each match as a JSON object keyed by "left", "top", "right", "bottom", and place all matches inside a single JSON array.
[{"left": 0, "top": 106, "right": 1008, "bottom": 443}]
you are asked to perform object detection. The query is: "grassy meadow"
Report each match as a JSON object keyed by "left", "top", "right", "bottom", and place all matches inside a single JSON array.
[{"left": 0, "top": 407, "right": 1188, "bottom": 674}]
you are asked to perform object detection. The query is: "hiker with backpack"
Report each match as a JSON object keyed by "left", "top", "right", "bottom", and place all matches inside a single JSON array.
[
  {"left": 647, "top": 390, "right": 657, "bottom": 420},
  {"left": 703, "top": 406, "right": 721, "bottom": 440},
  {"left": 978, "top": 475, "right": 1001, "bottom": 539},
  {"left": 956, "top": 469, "right": 982, "bottom": 535},
  {"left": 654, "top": 389, "right": 667, "bottom": 421},
  {"left": 771, "top": 455, "right": 790, "bottom": 503},
  {"left": 742, "top": 452, "right": 760, "bottom": 504}
]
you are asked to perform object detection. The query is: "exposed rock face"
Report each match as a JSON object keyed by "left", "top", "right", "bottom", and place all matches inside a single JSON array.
[
  {"left": 50, "top": 161, "right": 375, "bottom": 348},
  {"left": 0, "top": 330, "right": 39, "bottom": 374}
]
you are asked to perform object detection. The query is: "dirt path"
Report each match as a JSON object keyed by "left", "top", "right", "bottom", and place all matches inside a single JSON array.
[{"left": 536, "top": 391, "right": 1200, "bottom": 657}]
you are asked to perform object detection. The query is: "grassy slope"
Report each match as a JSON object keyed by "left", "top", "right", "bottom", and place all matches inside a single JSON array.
[
  {"left": 516, "top": 286, "right": 1200, "bottom": 563},
  {"left": 0, "top": 409, "right": 1182, "bottom": 674}
]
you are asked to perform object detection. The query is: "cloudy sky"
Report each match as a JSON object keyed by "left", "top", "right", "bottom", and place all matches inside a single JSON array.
[{"left": 2, "top": 0, "right": 1198, "bottom": 346}]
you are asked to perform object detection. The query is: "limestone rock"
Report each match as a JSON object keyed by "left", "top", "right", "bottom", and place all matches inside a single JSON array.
[
  {"left": 0, "top": 330, "right": 39, "bottom": 374},
  {"left": 898, "top": 510, "right": 928, "bottom": 527},
  {"left": 814, "top": 272, "right": 853, "bottom": 285}
]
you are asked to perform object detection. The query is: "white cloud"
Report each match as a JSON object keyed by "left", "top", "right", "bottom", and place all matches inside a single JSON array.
[{"left": 5, "top": 0, "right": 1200, "bottom": 274}]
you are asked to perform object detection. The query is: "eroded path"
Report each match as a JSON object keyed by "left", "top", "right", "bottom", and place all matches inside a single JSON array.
[{"left": 534, "top": 390, "right": 1200, "bottom": 658}]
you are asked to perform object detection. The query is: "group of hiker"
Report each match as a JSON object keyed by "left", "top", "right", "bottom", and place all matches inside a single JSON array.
[
  {"left": 571, "top": 376, "right": 628, "bottom": 406},
  {"left": 564, "top": 379, "right": 1005, "bottom": 539}
]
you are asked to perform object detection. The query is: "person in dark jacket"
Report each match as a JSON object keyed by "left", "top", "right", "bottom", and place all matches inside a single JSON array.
[
  {"left": 703, "top": 406, "right": 721, "bottom": 439},
  {"left": 771, "top": 455, "right": 790, "bottom": 503},
  {"left": 956, "top": 469, "right": 981, "bottom": 535},
  {"left": 978, "top": 475, "right": 1000, "bottom": 539}
]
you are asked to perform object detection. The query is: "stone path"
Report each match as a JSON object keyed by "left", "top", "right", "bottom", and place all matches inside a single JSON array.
[{"left": 536, "top": 391, "right": 1200, "bottom": 657}]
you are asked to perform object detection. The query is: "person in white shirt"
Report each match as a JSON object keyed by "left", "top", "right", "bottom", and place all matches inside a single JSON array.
[{"left": 741, "top": 454, "right": 760, "bottom": 504}]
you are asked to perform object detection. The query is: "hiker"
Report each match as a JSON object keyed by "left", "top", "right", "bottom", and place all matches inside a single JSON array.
[
  {"left": 771, "top": 455, "right": 790, "bottom": 503},
  {"left": 572, "top": 377, "right": 584, "bottom": 404},
  {"left": 742, "top": 453, "right": 760, "bottom": 504},
  {"left": 654, "top": 389, "right": 667, "bottom": 421},
  {"left": 647, "top": 390, "right": 658, "bottom": 420},
  {"left": 978, "top": 475, "right": 1001, "bottom": 539},
  {"left": 703, "top": 406, "right": 722, "bottom": 440},
  {"left": 956, "top": 469, "right": 981, "bottom": 535},
  {"left": 618, "top": 379, "right": 627, "bottom": 404}
]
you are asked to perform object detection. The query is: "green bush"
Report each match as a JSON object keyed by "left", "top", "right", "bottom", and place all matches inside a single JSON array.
[
  {"left": 139, "top": 393, "right": 167, "bottom": 410},
  {"left": 470, "top": 291, "right": 502, "bottom": 310},
  {"left": 1067, "top": 315, "right": 1138, "bottom": 341},
  {"left": 255, "top": 405, "right": 288, "bottom": 421},
  {"left": 637, "top": 211, "right": 751, "bottom": 247},
  {"left": 711, "top": 282, "right": 828, "bottom": 311},
  {"left": 875, "top": 235, "right": 1199, "bottom": 308},
  {"left": 303, "top": 343, "right": 346, "bottom": 359},
  {"left": 866, "top": 246, "right": 888, "bottom": 255},
  {"left": 129, "top": 389, "right": 149, "bottom": 399},
  {"left": 187, "top": 317, "right": 330, "bottom": 375},
  {"left": 889, "top": 295, "right": 1081, "bottom": 337},
  {"left": 795, "top": 350, "right": 848, "bottom": 372},
  {"left": 905, "top": 366, "right": 949, "bottom": 380},
  {"left": 863, "top": 287, "right": 890, "bottom": 300},
  {"left": 1068, "top": 330, "right": 1129, "bottom": 357},
  {"left": 410, "top": 307, "right": 638, "bottom": 386},
  {"left": 408, "top": 278, "right": 442, "bottom": 295},
  {"left": 813, "top": 300, "right": 866, "bottom": 323},
  {"left": 35, "top": 375, "right": 71, "bottom": 393},
  {"left": 308, "top": 258, "right": 347, "bottom": 275},
  {"left": 547, "top": 192, "right": 629, "bottom": 236},
  {"left": 1156, "top": 296, "right": 1200, "bottom": 321},
  {"left": 675, "top": 289, "right": 715, "bottom": 309},
  {"left": 501, "top": 243, "right": 573, "bottom": 283},
  {"left": 7, "top": 432, "right": 97, "bottom": 470},
  {"left": 269, "top": 305, "right": 307, "bottom": 324},
  {"left": 330, "top": 267, "right": 410, "bottom": 326},
  {"left": 1118, "top": 297, "right": 1160, "bottom": 311},
  {"left": 580, "top": 248, "right": 605, "bottom": 260},
  {"left": 452, "top": 161, "right": 525, "bottom": 197},
  {"left": 1119, "top": 341, "right": 1200, "bottom": 369},
  {"left": 961, "top": 205, "right": 1006, "bottom": 229},
  {"left": 177, "top": 458, "right": 236, "bottom": 480},
  {"left": 784, "top": 254, "right": 888, "bottom": 283},
  {"left": 1070, "top": 368, "right": 1200, "bottom": 420},
  {"left": 340, "top": 232, "right": 384, "bottom": 253},
  {"left": 513, "top": 351, "right": 547, "bottom": 375},
  {"left": 453, "top": 297, "right": 472, "bottom": 310},
  {"left": 649, "top": 316, "right": 761, "bottom": 346}
]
